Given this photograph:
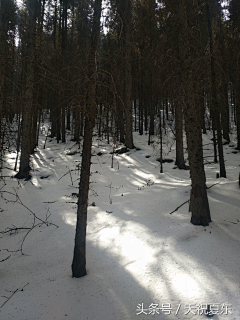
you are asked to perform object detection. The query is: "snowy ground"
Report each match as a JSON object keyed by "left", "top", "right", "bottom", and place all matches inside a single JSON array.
[{"left": 0, "top": 127, "right": 239, "bottom": 320}]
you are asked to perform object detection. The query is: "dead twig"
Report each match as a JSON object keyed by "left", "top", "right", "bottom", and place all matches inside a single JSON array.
[
  {"left": 0, "top": 189, "right": 58, "bottom": 255},
  {"left": 169, "top": 199, "right": 190, "bottom": 215},
  {"left": 1, "top": 226, "right": 31, "bottom": 235},
  {"left": 223, "top": 219, "right": 238, "bottom": 225},
  {"left": 58, "top": 169, "right": 76, "bottom": 182},
  {"left": 0, "top": 283, "right": 29, "bottom": 308},
  {"left": 0, "top": 254, "right": 11, "bottom": 262},
  {"left": 0, "top": 189, "right": 57, "bottom": 227},
  {"left": 1, "top": 213, "right": 58, "bottom": 255},
  {"left": 206, "top": 182, "right": 220, "bottom": 189}
]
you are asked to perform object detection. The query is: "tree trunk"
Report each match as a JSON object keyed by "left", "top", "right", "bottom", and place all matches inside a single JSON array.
[
  {"left": 15, "top": 0, "right": 37, "bottom": 179},
  {"left": 56, "top": 102, "right": 61, "bottom": 143},
  {"left": 200, "top": 90, "right": 207, "bottom": 134},
  {"left": 236, "top": 83, "right": 240, "bottom": 150},
  {"left": 178, "top": 0, "right": 211, "bottom": 226},
  {"left": 206, "top": 1, "right": 226, "bottom": 177},
  {"left": 221, "top": 82, "right": 230, "bottom": 142},
  {"left": 62, "top": 105, "right": 66, "bottom": 143},
  {"left": 98, "top": 103, "right": 102, "bottom": 137},
  {"left": 139, "top": 73, "right": 143, "bottom": 135},
  {"left": 72, "top": 113, "right": 94, "bottom": 277},
  {"left": 0, "top": 38, "right": 5, "bottom": 146},
  {"left": 72, "top": 0, "right": 102, "bottom": 278},
  {"left": 117, "top": 101, "right": 124, "bottom": 143},
  {"left": 175, "top": 102, "right": 186, "bottom": 169},
  {"left": 185, "top": 101, "right": 211, "bottom": 226},
  {"left": 66, "top": 106, "right": 71, "bottom": 130},
  {"left": 134, "top": 99, "right": 137, "bottom": 131},
  {"left": 122, "top": 0, "right": 133, "bottom": 149}
]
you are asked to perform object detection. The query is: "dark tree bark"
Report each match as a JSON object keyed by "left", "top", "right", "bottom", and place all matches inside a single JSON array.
[
  {"left": 50, "top": 104, "right": 57, "bottom": 138},
  {"left": 122, "top": 0, "right": 134, "bottom": 149},
  {"left": 229, "top": 1, "right": 240, "bottom": 149},
  {"left": 72, "top": 112, "right": 94, "bottom": 277},
  {"left": 66, "top": 106, "right": 71, "bottom": 131},
  {"left": 185, "top": 102, "right": 211, "bottom": 226},
  {"left": 72, "top": 0, "right": 102, "bottom": 278},
  {"left": 56, "top": 105, "right": 61, "bottom": 143},
  {"left": 178, "top": 0, "right": 211, "bottom": 226},
  {"left": 200, "top": 90, "right": 207, "bottom": 134},
  {"left": 235, "top": 80, "right": 240, "bottom": 150},
  {"left": 134, "top": 99, "right": 137, "bottom": 131},
  {"left": 138, "top": 68, "right": 144, "bottom": 135},
  {"left": 0, "top": 0, "right": 6, "bottom": 145},
  {"left": 15, "top": 0, "right": 38, "bottom": 179},
  {"left": 98, "top": 103, "right": 102, "bottom": 137},
  {"left": 236, "top": 84, "right": 240, "bottom": 150},
  {"left": 0, "top": 0, "right": 16, "bottom": 146},
  {"left": 30, "top": 110, "right": 38, "bottom": 154},
  {"left": 220, "top": 82, "right": 230, "bottom": 142},
  {"left": 206, "top": 0, "right": 226, "bottom": 177},
  {"left": 73, "top": 106, "right": 80, "bottom": 141},
  {"left": 61, "top": 105, "right": 66, "bottom": 143},
  {"left": 144, "top": 98, "right": 148, "bottom": 132},
  {"left": 117, "top": 100, "right": 125, "bottom": 143},
  {"left": 175, "top": 102, "right": 186, "bottom": 169}
]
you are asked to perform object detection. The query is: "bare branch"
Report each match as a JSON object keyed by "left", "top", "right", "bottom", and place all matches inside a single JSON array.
[
  {"left": 0, "top": 283, "right": 29, "bottom": 308},
  {"left": 169, "top": 199, "right": 190, "bottom": 215}
]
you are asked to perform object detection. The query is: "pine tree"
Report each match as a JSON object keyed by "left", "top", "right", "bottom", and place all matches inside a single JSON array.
[
  {"left": 72, "top": 0, "right": 102, "bottom": 278},
  {"left": 229, "top": 0, "right": 240, "bottom": 149},
  {"left": 177, "top": 0, "right": 211, "bottom": 226},
  {"left": 15, "top": 0, "right": 39, "bottom": 179}
]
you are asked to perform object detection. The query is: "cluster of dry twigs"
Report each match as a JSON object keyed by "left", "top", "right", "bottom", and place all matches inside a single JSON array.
[{"left": 0, "top": 187, "right": 58, "bottom": 260}]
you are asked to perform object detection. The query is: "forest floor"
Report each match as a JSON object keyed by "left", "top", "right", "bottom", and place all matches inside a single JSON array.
[{"left": 0, "top": 125, "right": 240, "bottom": 320}]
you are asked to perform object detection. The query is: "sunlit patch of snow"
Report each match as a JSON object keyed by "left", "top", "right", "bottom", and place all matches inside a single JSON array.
[
  {"left": 31, "top": 177, "right": 40, "bottom": 187},
  {"left": 171, "top": 273, "right": 202, "bottom": 299},
  {"left": 132, "top": 169, "right": 155, "bottom": 180},
  {"left": 61, "top": 212, "right": 76, "bottom": 227}
]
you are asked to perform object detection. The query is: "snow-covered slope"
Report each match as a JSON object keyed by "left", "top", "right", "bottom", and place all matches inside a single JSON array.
[{"left": 0, "top": 129, "right": 239, "bottom": 320}]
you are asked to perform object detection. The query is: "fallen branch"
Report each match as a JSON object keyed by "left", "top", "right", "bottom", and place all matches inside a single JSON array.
[
  {"left": 223, "top": 219, "right": 238, "bottom": 225},
  {"left": 0, "top": 254, "right": 11, "bottom": 262},
  {"left": 206, "top": 182, "right": 220, "bottom": 189},
  {"left": 0, "top": 189, "right": 58, "bottom": 255},
  {"left": 58, "top": 169, "right": 76, "bottom": 182},
  {"left": 0, "top": 283, "right": 29, "bottom": 308},
  {"left": 1, "top": 226, "right": 31, "bottom": 235},
  {"left": 169, "top": 199, "right": 190, "bottom": 215},
  {"left": 1, "top": 216, "right": 58, "bottom": 255},
  {"left": 43, "top": 201, "right": 57, "bottom": 203},
  {"left": 0, "top": 189, "right": 58, "bottom": 227}
]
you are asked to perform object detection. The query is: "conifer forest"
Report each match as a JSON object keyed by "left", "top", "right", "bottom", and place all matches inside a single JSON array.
[{"left": 0, "top": 0, "right": 240, "bottom": 319}]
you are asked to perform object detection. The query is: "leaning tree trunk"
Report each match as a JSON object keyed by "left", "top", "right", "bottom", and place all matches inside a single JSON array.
[{"left": 72, "top": 0, "right": 102, "bottom": 278}]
